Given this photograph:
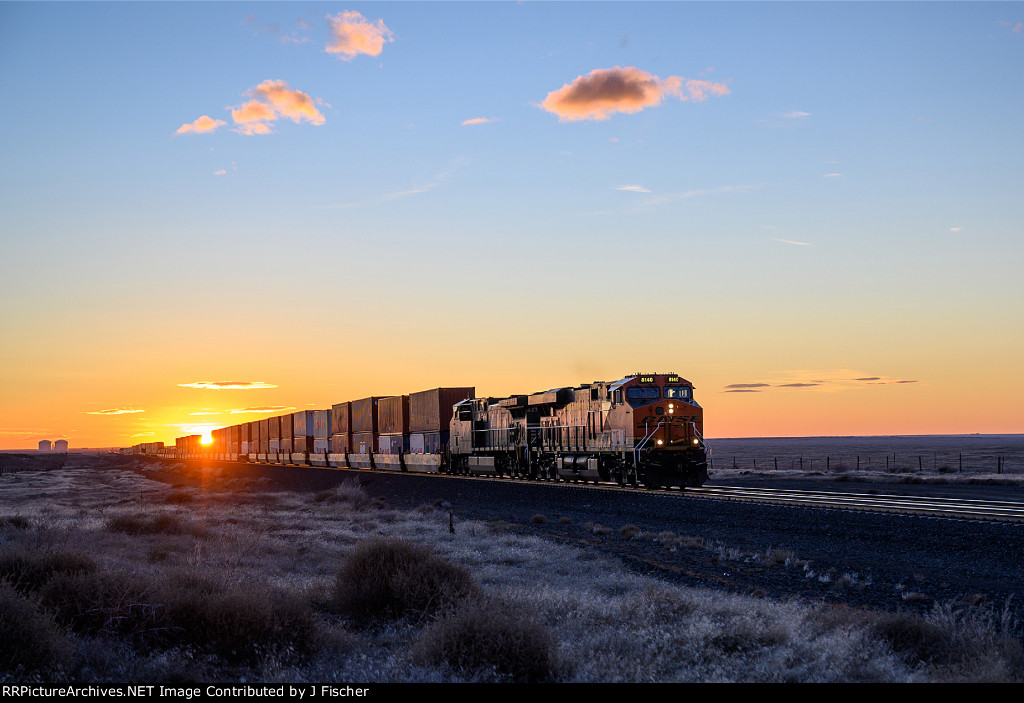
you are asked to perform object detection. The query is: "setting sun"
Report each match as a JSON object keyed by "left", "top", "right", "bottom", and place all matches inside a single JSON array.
[{"left": 200, "top": 433, "right": 213, "bottom": 445}]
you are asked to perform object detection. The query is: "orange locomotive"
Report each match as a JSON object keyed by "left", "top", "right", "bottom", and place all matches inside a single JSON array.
[{"left": 448, "top": 373, "right": 709, "bottom": 488}]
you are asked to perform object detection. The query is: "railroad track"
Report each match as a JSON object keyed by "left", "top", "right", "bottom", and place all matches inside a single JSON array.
[
  {"left": 686, "top": 485, "right": 1024, "bottom": 522},
  {"left": 176, "top": 457, "right": 1024, "bottom": 522}
]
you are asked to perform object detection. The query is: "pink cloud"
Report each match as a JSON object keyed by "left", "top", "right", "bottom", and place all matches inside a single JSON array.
[
  {"left": 461, "top": 117, "right": 494, "bottom": 126},
  {"left": 326, "top": 10, "right": 393, "bottom": 60},
  {"left": 541, "top": 66, "right": 729, "bottom": 122},
  {"left": 175, "top": 115, "right": 226, "bottom": 135},
  {"left": 231, "top": 100, "right": 276, "bottom": 125},
  {"left": 252, "top": 79, "right": 325, "bottom": 125},
  {"left": 228, "top": 80, "right": 325, "bottom": 135}
]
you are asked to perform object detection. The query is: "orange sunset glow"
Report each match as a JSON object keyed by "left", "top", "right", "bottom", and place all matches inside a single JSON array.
[{"left": 1, "top": 3, "right": 1021, "bottom": 451}]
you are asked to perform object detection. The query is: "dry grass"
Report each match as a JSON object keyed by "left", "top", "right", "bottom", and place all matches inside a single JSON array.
[
  {"left": 618, "top": 525, "right": 640, "bottom": 539},
  {"left": 331, "top": 537, "right": 481, "bottom": 624},
  {"left": 0, "top": 581, "right": 73, "bottom": 675},
  {"left": 414, "top": 596, "right": 557, "bottom": 682},
  {"left": 0, "top": 456, "right": 1020, "bottom": 682}
]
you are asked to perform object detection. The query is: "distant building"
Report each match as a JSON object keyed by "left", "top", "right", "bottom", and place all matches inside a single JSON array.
[
  {"left": 38, "top": 440, "right": 52, "bottom": 452},
  {"left": 54, "top": 439, "right": 69, "bottom": 452}
]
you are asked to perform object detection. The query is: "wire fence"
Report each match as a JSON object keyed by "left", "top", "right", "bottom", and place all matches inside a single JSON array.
[{"left": 705, "top": 436, "right": 1024, "bottom": 477}]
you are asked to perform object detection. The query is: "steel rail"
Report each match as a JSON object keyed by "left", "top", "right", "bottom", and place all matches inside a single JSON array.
[{"left": 687, "top": 485, "right": 1024, "bottom": 522}]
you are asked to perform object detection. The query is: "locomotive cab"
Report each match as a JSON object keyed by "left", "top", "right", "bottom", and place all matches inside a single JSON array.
[{"left": 611, "top": 373, "right": 708, "bottom": 487}]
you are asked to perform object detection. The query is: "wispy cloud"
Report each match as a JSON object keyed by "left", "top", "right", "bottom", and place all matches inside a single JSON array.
[
  {"left": 244, "top": 14, "right": 313, "bottom": 44},
  {"left": 229, "top": 406, "right": 296, "bottom": 415},
  {"left": 781, "top": 110, "right": 810, "bottom": 119},
  {"left": 326, "top": 10, "right": 393, "bottom": 60},
  {"left": 997, "top": 20, "right": 1023, "bottom": 33},
  {"left": 615, "top": 184, "right": 652, "bottom": 193},
  {"left": 213, "top": 169, "right": 226, "bottom": 176},
  {"left": 130, "top": 432, "right": 156, "bottom": 438},
  {"left": 86, "top": 408, "right": 144, "bottom": 415},
  {"left": 950, "top": 226, "right": 962, "bottom": 233},
  {"left": 173, "top": 423, "right": 222, "bottom": 435},
  {"left": 822, "top": 173, "right": 842, "bottom": 178},
  {"left": 540, "top": 66, "right": 729, "bottom": 121},
  {"left": 641, "top": 183, "right": 759, "bottom": 208},
  {"left": 724, "top": 371, "right": 920, "bottom": 393},
  {"left": 0, "top": 427, "right": 56, "bottom": 437},
  {"left": 178, "top": 381, "right": 278, "bottom": 390},
  {"left": 188, "top": 411, "right": 221, "bottom": 416},
  {"left": 461, "top": 117, "right": 496, "bottom": 126},
  {"left": 773, "top": 238, "right": 813, "bottom": 246},
  {"left": 175, "top": 115, "right": 226, "bottom": 135},
  {"left": 324, "top": 157, "right": 470, "bottom": 209}
]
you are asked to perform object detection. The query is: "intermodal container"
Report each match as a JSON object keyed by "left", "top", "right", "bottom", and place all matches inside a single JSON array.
[
  {"left": 409, "top": 387, "right": 475, "bottom": 433},
  {"left": 352, "top": 432, "right": 375, "bottom": 455},
  {"left": 291, "top": 410, "right": 315, "bottom": 438},
  {"left": 280, "top": 413, "right": 293, "bottom": 440},
  {"left": 313, "top": 410, "right": 331, "bottom": 440},
  {"left": 378, "top": 395, "right": 410, "bottom": 435},
  {"left": 351, "top": 397, "right": 386, "bottom": 434},
  {"left": 378, "top": 434, "right": 408, "bottom": 454},
  {"left": 331, "top": 402, "right": 351, "bottom": 436},
  {"left": 292, "top": 436, "right": 313, "bottom": 453},
  {"left": 410, "top": 432, "right": 446, "bottom": 455},
  {"left": 330, "top": 433, "right": 350, "bottom": 453}
]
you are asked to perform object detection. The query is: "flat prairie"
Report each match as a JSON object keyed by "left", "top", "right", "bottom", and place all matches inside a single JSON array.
[
  {"left": 706, "top": 434, "right": 1024, "bottom": 486},
  {"left": 1, "top": 453, "right": 1021, "bottom": 683}
]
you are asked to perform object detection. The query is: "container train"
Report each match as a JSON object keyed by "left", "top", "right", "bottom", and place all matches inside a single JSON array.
[{"left": 144, "top": 373, "right": 709, "bottom": 488}]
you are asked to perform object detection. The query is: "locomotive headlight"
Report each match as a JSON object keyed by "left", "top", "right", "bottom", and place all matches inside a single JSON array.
[
  {"left": 692, "top": 439, "right": 700, "bottom": 445},
  {"left": 656, "top": 439, "right": 664, "bottom": 446}
]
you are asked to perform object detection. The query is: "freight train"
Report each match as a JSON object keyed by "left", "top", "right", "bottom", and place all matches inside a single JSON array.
[{"left": 155, "top": 373, "right": 709, "bottom": 489}]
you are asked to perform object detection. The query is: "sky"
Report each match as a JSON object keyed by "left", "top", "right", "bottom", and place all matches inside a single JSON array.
[{"left": 1, "top": 2, "right": 1022, "bottom": 448}]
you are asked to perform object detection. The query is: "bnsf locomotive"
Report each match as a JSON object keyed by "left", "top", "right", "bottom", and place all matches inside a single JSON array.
[{"left": 166, "top": 373, "right": 709, "bottom": 489}]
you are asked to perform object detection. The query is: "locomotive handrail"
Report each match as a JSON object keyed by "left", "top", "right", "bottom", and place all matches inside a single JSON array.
[{"left": 633, "top": 419, "right": 665, "bottom": 467}]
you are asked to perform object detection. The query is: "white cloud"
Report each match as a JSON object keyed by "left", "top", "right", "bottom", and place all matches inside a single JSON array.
[
  {"left": 178, "top": 381, "right": 277, "bottom": 390},
  {"left": 614, "top": 184, "right": 652, "bottom": 193},
  {"left": 86, "top": 408, "right": 144, "bottom": 415},
  {"left": 773, "top": 238, "right": 813, "bottom": 246}
]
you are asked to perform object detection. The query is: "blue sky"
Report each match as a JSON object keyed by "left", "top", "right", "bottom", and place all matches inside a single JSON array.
[{"left": 1, "top": 2, "right": 1022, "bottom": 445}]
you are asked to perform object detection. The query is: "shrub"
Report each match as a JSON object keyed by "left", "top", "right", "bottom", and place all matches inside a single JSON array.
[
  {"left": 154, "top": 578, "right": 322, "bottom": 663},
  {"left": 0, "top": 581, "right": 73, "bottom": 674},
  {"left": 0, "top": 547, "right": 97, "bottom": 593},
  {"left": 530, "top": 514, "right": 548, "bottom": 524},
  {"left": 0, "top": 516, "right": 30, "bottom": 529},
  {"left": 618, "top": 525, "right": 640, "bottom": 539},
  {"left": 872, "top": 612, "right": 951, "bottom": 664},
  {"left": 557, "top": 516, "right": 573, "bottom": 525},
  {"left": 332, "top": 537, "right": 481, "bottom": 623},
  {"left": 591, "top": 524, "right": 611, "bottom": 536},
  {"left": 39, "top": 568, "right": 155, "bottom": 638},
  {"left": 312, "top": 479, "right": 369, "bottom": 510},
  {"left": 106, "top": 512, "right": 207, "bottom": 537},
  {"left": 414, "top": 597, "right": 556, "bottom": 682}
]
